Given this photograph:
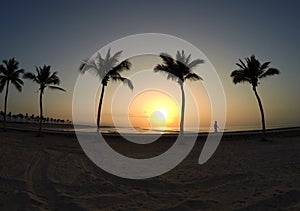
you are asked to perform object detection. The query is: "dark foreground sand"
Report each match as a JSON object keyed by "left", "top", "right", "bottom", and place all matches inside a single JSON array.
[{"left": 0, "top": 127, "right": 299, "bottom": 210}]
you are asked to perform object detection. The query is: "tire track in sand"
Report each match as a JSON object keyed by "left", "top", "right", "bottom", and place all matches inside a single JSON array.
[{"left": 25, "top": 151, "right": 59, "bottom": 209}]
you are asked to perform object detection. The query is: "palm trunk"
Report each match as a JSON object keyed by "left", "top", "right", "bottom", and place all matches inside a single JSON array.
[
  {"left": 39, "top": 89, "right": 43, "bottom": 136},
  {"left": 3, "top": 81, "right": 9, "bottom": 131},
  {"left": 97, "top": 84, "right": 106, "bottom": 129},
  {"left": 253, "top": 86, "right": 266, "bottom": 137},
  {"left": 180, "top": 83, "right": 185, "bottom": 135}
]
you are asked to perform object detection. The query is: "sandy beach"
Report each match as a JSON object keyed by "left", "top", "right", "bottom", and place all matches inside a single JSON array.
[{"left": 0, "top": 125, "right": 299, "bottom": 210}]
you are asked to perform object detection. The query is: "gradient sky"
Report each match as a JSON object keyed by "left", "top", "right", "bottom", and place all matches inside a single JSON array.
[{"left": 0, "top": 0, "right": 299, "bottom": 130}]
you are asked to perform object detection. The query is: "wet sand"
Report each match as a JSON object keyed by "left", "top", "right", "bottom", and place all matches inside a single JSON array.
[{"left": 0, "top": 126, "right": 299, "bottom": 210}]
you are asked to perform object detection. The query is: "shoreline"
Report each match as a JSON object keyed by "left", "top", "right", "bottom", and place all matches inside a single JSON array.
[{"left": 1, "top": 121, "right": 300, "bottom": 139}]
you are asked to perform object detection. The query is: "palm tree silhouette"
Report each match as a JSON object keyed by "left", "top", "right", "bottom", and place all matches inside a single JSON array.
[
  {"left": 24, "top": 65, "right": 65, "bottom": 135},
  {"left": 79, "top": 49, "right": 133, "bottom": 129},
  {"left": 230, "top": 55, "right": 280, "bottom": 137},
  {"left": 154, "top": 50, "right": 204, "bottom": 134},
  {"left": 0, "top": 58, "right": 24, "bottom": 130}
]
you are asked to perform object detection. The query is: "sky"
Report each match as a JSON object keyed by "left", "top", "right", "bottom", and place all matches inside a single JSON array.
[{"left": 0, "top": 0, "right": 299, "bottom": 130}]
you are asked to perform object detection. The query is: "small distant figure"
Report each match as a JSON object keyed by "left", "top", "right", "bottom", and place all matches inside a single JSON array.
[{"left": 214, "top": 121, "right": 219, "bottom": 133}]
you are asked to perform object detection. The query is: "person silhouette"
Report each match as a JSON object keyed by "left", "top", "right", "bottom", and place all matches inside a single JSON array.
[{"left": 214, "top": 121, "right": 219, "bottom": 133}]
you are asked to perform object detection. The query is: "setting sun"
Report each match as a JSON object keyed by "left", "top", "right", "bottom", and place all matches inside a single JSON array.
[{"left": 129, "top": 90, "right": 180, "bottom": 131}]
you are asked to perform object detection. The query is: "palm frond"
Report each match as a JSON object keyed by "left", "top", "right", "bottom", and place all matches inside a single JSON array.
[
  {"left": 154, "top": 64, "right": 176, "bottom": 78},
  {"left": 11, "top": 80, "right": 23, "bottom": 92},
  {"left": 46, "top": 72, "right": 60, "bottom": 85},
  {"left": 79, "top": 58, "right": 90, "bottom": 73},
  {"left": 110, "top": 71, "right": 121, "bottom": 80},
  {"left": 102, "top": 49, "right": 122, "bottom": 69},
  {"left": 3, "top": 58, "right": 18, "bottom": 70},
  {"left": 160, "top": 53, "right": 175, "bottom": 67},
  {"left": 185, "top": 54, "right": 191, "bottom": 65},
  {"left": 0, "top": 78, "right": 6, "bottom": 93},
  {"left": 110, "top": 50, "right": 122, "bottom": 63},
  {"left": 14, "top": 78, "right": 24, "bottom": 86},
  {"left": 236, "top": 62, "right": 246, "bottom": 70},
  {"left": 95, "top": 52, "right": 104, "bottom": 68},
  {"left": 82, "top": 59, "right": 100, "bottom": 75},
  {"left": 187, "top": 59, "right": 204, "bottom": 69},
  {"left": 122, "top": 78, "right": 134, "bottom": 90},
  {"left": 24, "top": 72, "right": 38, "bottom": 83},
  {"left": 0, "top": 64, "right": 4, "bottom": 73},
  {"left": 167, "top": 73, "right": 178, "bottom": 81},
  {"left": 105, "top": 49, "right": 111, "bottom": 61},
  {"left": 111, "top": 60, "right": 131, "bottom": 73},
  {"left": 260, "top": 61, "right": 270, "bottom": 71},
  {"left": 2, "top": 59, "right": 9, "bottom": 67},
  {"left": 111, "top": 73, "right": 133, "bottom": 90},
  {"left": 40, "top": 65, "right": 51, "bottom": 82},
  {"left": 184, "top": 73, "right": 203, "bottom": 81},
  {"left": 259, "top": 68, "right": 280, "bottom": 79},
  {"left": 176, "top": 50, "right": 185, "bottom": 64},
  {"left": 238, "top": 59, "right": 247, "bottom": 69},
  {"left": 12, "top": 69, "right": 24, "bottom": 75},
  {"left": 48, "top": 86, "right": 66, "bottom": 92},
  {"left": 154, "top": 64, "right": 168, "bottom": 73},
  {"left": 230, "top": 70, "right": 251, "bottom": 84}
]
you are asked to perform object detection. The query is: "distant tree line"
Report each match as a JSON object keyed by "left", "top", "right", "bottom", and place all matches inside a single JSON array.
[{"left": 0, "top": 111, "right": 72, "bottom": 124}]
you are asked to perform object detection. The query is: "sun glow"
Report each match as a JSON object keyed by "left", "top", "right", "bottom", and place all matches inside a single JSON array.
[{"left": 129, "top": 90, "right": 180, "bottom": 131}]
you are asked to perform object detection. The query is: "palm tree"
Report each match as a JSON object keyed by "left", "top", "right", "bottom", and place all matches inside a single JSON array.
[
  {"left": 79, "top": 49, "right": 133, "bottom": 129},
  {"left": 230, "top": 55, "right": 280, "bottom": 137},
  {"left": 0, "top": 58, "right": 24, "bottom": 130},
  {"left": 154, "top": 50, "right": 204, "bottom": 134},
  {"left": 24, "top": 65, "right": 65, "bottom": 135}
]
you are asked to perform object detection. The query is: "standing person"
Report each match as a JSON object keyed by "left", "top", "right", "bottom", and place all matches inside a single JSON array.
[{"left": 214, "top": 121, "right": 219, "bottom": 133}]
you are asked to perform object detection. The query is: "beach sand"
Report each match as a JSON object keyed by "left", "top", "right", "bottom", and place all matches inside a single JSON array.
[{"left": 0, "top": 126, "right": 299, "bottom": 210}]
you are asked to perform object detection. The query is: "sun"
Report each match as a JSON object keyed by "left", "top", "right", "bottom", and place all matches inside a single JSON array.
[
  {"left": 129, "top": 90, "right": 180, "bottom": 130},
  {"left": 157, "top": 108, "right": 168, "bottom": 119},
  {"left": 149, "top": 109, "right": 169, "bottom": 129}
]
